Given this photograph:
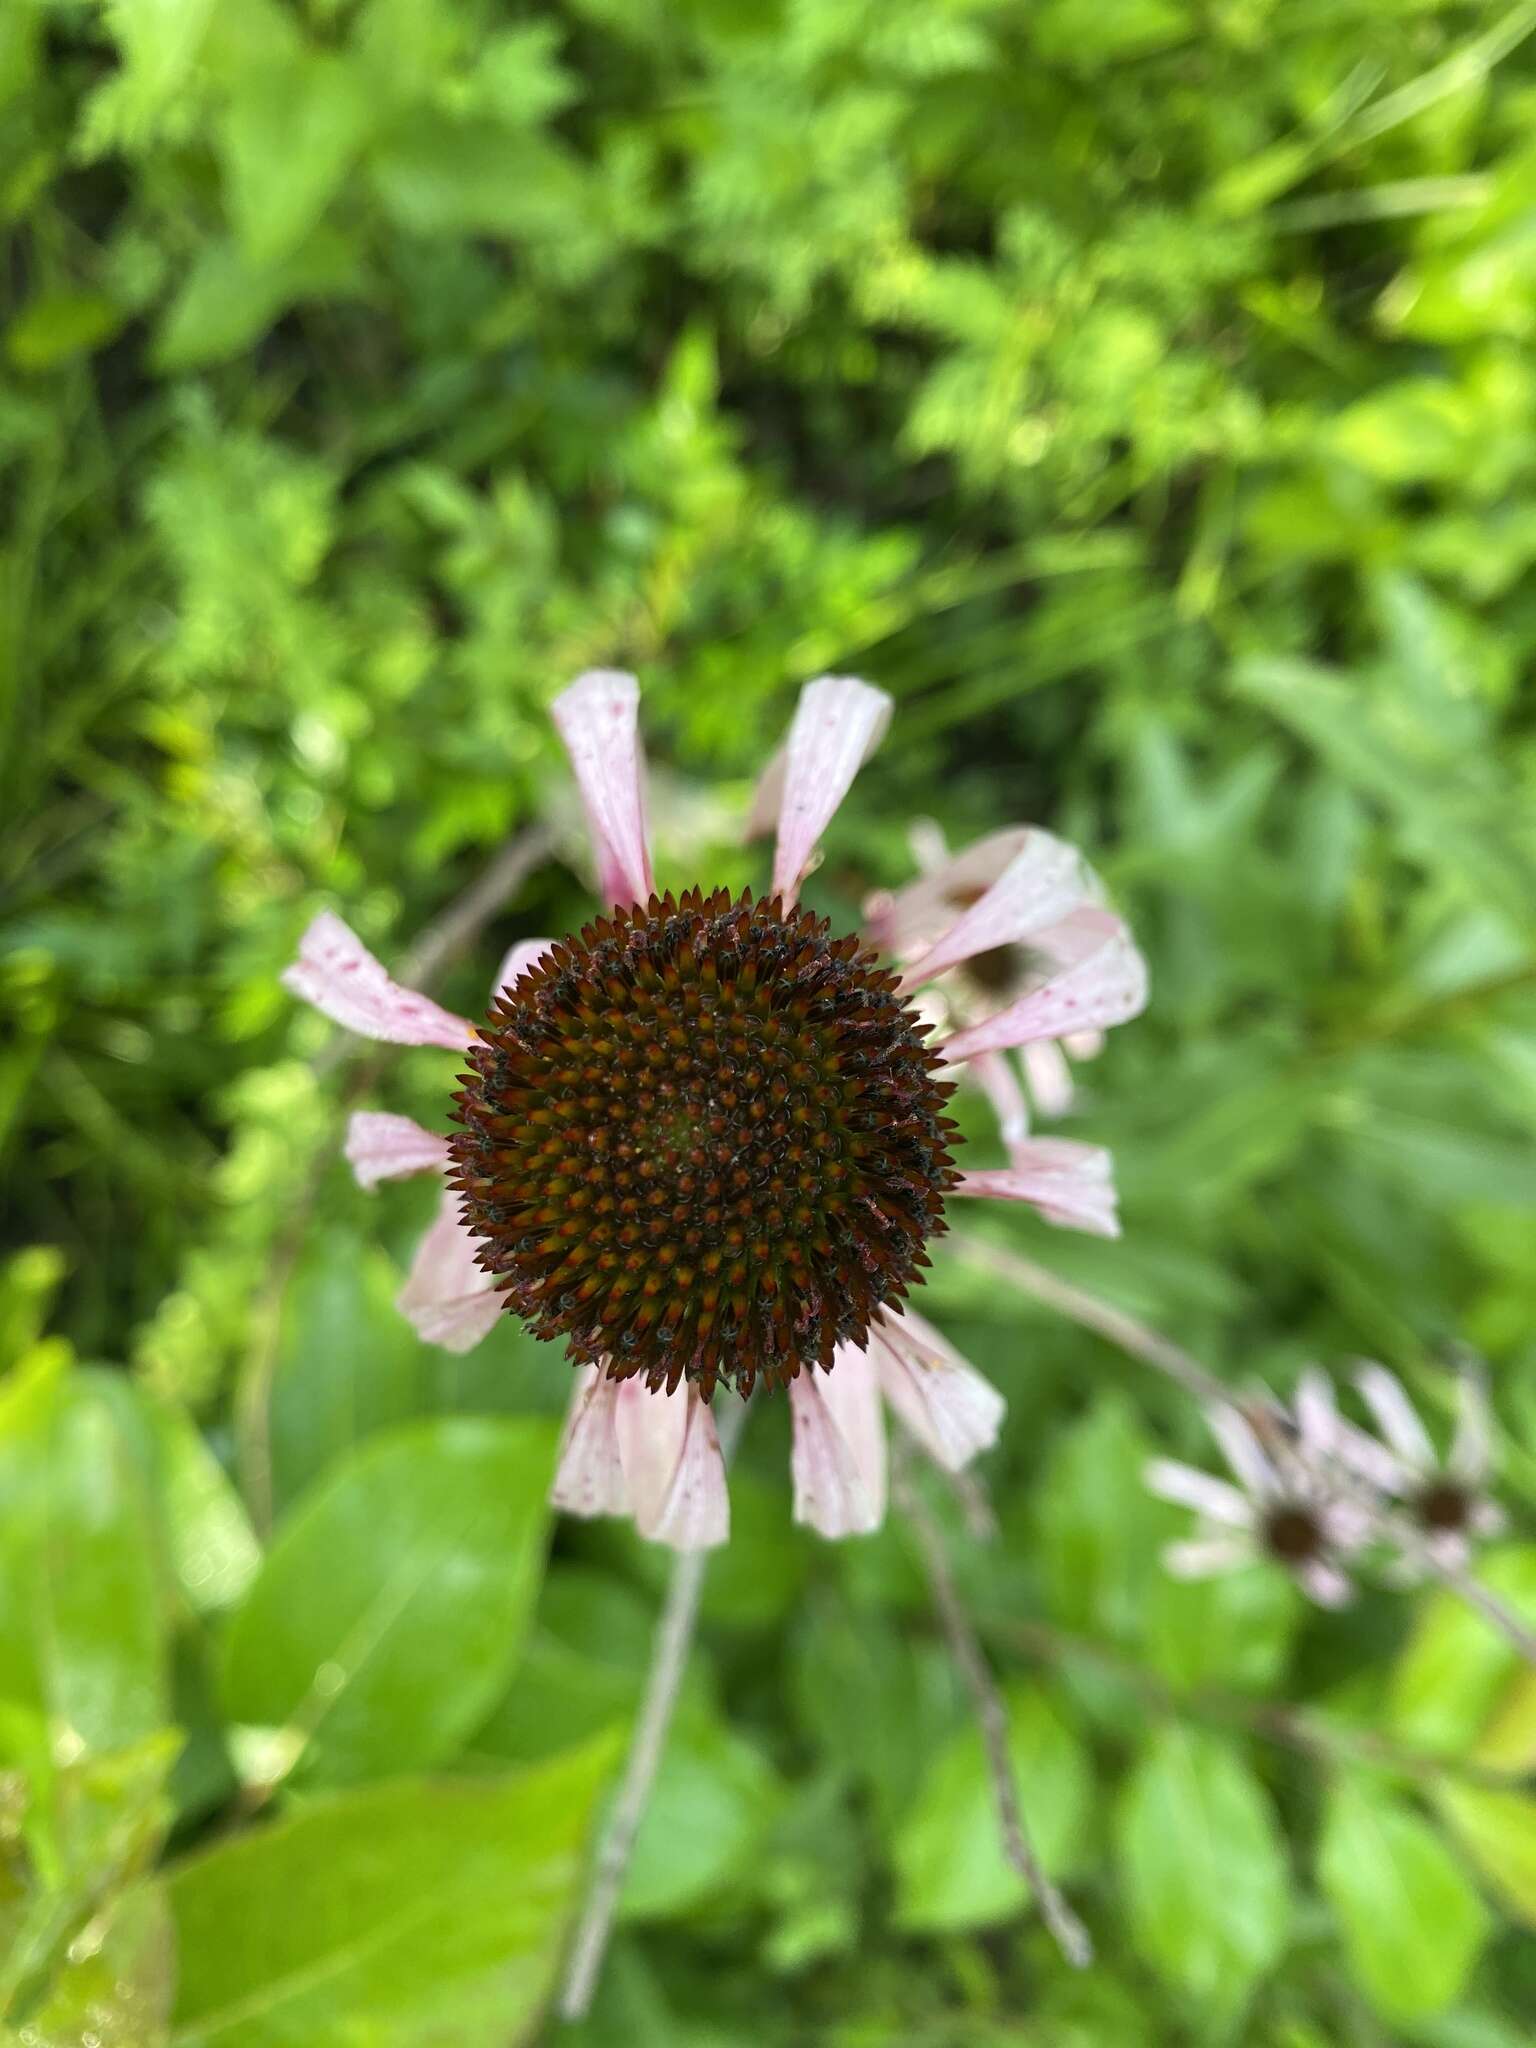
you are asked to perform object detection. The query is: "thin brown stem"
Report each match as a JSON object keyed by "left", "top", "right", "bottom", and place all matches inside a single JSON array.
[
  {"left": 892, "top": 1445, "right": 1093, "bottom": 1969},
  {"left": 954, "top": 1231, "right": 1536, "bottom": 1669},
  {"left": 558, "top": 1395, "right": 753, "bottom": 2021}
]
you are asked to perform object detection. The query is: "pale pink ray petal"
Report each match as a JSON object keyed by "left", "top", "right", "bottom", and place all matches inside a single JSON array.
[
  {"left": 490, "top": 937, "right": 553, "bottom": 999},
  {"left": 768, "top": 676, "right": 893, "bottom": 903},
  {"left": 1021, "top": 1038, "right": 1076, "bottom": 1120},
  {"left": 395, "top": 1190, "right": 503, "bottom": 1353},
  {"left": 788, "top": 1347, "right": 888, "bottom": 1538},
  {"left": 1448, "top": 1369, "right": 1495, "bottom": 1484},
  {"left": 940, "top": 911, "right": 1148, "bottom": 1063},
  {"left": 614, "top": 1381, "right": 729, "bottom": 1551},
  {"left": 1144, "top": 1458, "right": 1255, "bottom": 1528},
  {"left": 1354, "top": 1364, "right": 1435, "bottom": 1472},
  {"left": 955, "top": 1141, "right": 1120, "bottom": 1238},
  {"left": 969, "top": 1050, "right": 1030, "bottom": 1154},
  {"left": 281, "top": 911, "right": 474, "bottom": 1049},
  {"left": 901, "top": 832, "right": 1092, "bottom": 988},
  {"left": 550, "top": 1366, "right": 630, "bottom": 1519},
  {"left": 551, "top": 670, "right": 655, "bottom": 910},
  {"left": 1297, "top": 1559, "right": 1354, "bottom": 1608},
  {"left": 1295, "top": 1367, "right": 1410, "bottom": 1493},
  {"left": 1163, "top": 1535, "right": 1251, "bottom": 1579},
  {"left": 344, "top": 1111, "right": 450, "bottom": 1191},
  {"left": 1468, "top": 1500, "right": 1507, "bottom": 1539},
  {"left": 863, "top": 827, "right": 1034, "bottom": 959},
  {"left": 1208, "top": 1406, "right": 1279, "bottom": 1497},
  {"left": 870, "top": 1307, "right": 1005, "bottom": 1471}
]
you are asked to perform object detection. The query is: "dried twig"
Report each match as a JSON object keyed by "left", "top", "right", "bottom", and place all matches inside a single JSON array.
[
  {"left": 558, "top": 1395, "right": 754, "bottom": 2021},
  {"left": 956, "top": 1232, "right": 1536, "bottom": 1669},
  {"left": 892, "top": 1443, "right": 1093, "bottom": 1969}
]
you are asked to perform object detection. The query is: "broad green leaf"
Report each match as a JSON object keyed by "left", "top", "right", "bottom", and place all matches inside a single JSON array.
[
  {"left": 620, "top": 1718, "right": 782, "bottom": 1922},
  {"left": 1435, "top": 1783, "right": 1536, "bottom": 1928},
  {"left": 152, "top": 231, "right": 357, "bottom": 372},
  {"left": 222, "top": 1417, "right": 555, "bottom": 1789},
  {"left": 165, "top": 1740, "right": 618, "bottom": 2048},
  {"left": 0, "top": 1353, "right": 166, "bottom": 1755},
  {"left": 1033, "top": 1395, "right": 1171, "bottom": 1644},
  {"left": 1115, "top": 1727, "right": 1289, "bottom": 2012},
  {"left": 468, "top": 1567, "right": 713, "bottom": 1768},
  {"left": 1143, "top": 1552, "right": 1297, "bottom": 1695},
  {"left": 894, "top": 1685, "right": 1092, "bottom": 1933},
  {"left": 6, "top": 291, "right": 124, "bottom": 373},
  {"left": 143, "top": 1398, "right": 261, "bottom": 1616},
  {"left": 267, "top": 1233, "right": 431, "bottom": 1515},
  {"left": 1318, "top": 1776, "right": 1489, "bottom": 2021},
  {"left": 791, "top": 1593, "right": 959, "bottom": 1836},
  {"left": 1472, "top": 1668, "right": 1536, "bottom": 1773},
  {"left": 217, "top": 52, "right": 375, "bottom": 267},
  {"left": 22, "top": 1881, "right": 174, "bottom": 2048},
  {"left": 1387, "top": 1547, "right": 1536, "bottom": 1754}
]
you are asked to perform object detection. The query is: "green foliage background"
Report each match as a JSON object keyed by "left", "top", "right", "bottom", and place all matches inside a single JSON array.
[{"left": 4, "top": 0, "right": 1536, "bottom": 2041}]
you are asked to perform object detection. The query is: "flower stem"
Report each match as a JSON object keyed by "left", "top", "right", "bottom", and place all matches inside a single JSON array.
[
  {"left": 955, "top": 1232, "right": 1536, "bottom": 1669},
  {"left": 892, "top": 1443, "right": 1093, "bottom": 1969},
  {"left": 558, "top": 1394, "right": 753, "bottom": 2021}
]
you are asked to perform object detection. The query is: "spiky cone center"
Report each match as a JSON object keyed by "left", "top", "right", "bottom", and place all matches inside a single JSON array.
[{"left": 448, "top": 886, "right": 959, "bottom": 1399}]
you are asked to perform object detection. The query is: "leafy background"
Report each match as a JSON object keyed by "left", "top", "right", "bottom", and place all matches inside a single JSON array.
[{"left": 4, "top": 0, "right": 1536, "bottom": 2041}]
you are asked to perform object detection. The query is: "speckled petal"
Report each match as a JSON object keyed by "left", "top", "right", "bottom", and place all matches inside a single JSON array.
[
  {"left": 870, "top": 1307, "right": 1004, "bottom": 1471},
  {"left": 396, "top": 1189, "right": 503, "bottom": 1353},
  {"left": 766, "top": 676, "right": 892, "bottom": 903},
  {"left": 282, "top": 911, "right": 474, "bottom": 1048},
  {"left": 551, "top": 670, "right": 655, "bottom": 910},
  {"left": 789, "top": 1346, "right": 888, "bottom": 1537},
  {"left": 344, "top": 1112, "right": 450, "bottom": 1191}
]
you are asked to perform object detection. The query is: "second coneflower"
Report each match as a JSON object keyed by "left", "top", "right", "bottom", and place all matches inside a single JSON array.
[{"left": 285, "top": 672, "right": 1148, "bottom": 1548}]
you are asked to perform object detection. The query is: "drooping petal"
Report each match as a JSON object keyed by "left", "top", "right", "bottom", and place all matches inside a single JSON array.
[
  {"left": 1448, "top": 1368, "right": 1495, "bottom": 1484},
  {"left": 1294, "top": 1367, "right": 1409, "bottom": 1493},
  {"left": 940, "top": 910, "right": 1148, "bottom": 1063},
  {"left": 1144, "top": 1457, "right": 1255, "bottom": 1528},
  {"left": 870, "top": 1307, "right": 1004, "bottom": 1471},
  {"left": 1354, "top": 1364, "right": 1435, "bottom": 1472},
  {"left": 901, "top": 832, "right": 1093, "bottom": 988},
  {"left": 281, "top": 911, "right": 474, "bottom": 1049},
  {"left": 551, "top": 670, "right": 655, "bottom": 910},
  {"left": 955, "top": 1141, "right": 1119, "bottom": 1238},
  {"left": 550, "top": 1367, "right": 629, "bottom": 1519},
  {"left": 1020, "top": 1038, "right": 1076, "bottom": 1120},
  {"left": 614, "top": 1380, "right": 730, "bottom": 1551},
  {"left": 1296, "top": 1559, "right": 1354, "bottom": 1609},
  {"left": 1208, "top": 1406, "right": 1279, "bottom": 1498},
  {"left": 344, "top": 1111, "right": 450, "bottom": 1191},
  {"left": 969, "top": 1050, "right": 1030, "bottom": 1154},
  {"left": 767, "top": 676, "right": 893, "bottom": 903},
  {"left": 1163, "top": 1534, "right": 1251, "bottom": 1579},
  {"left": 395, "top": 1190, "right": 503, "bottom": 1353},
  {"left": 490, "top": 937, "right": 553, "bottom": 999},
  {"left": 789, "top": 1346, "right": 888, "bottom": 1537},
  {"left": 863, "top": 827, "right": 1034, "bottom": 960}
]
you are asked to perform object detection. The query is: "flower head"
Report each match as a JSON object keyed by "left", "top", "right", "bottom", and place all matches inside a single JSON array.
[
  {"left": 1145, "top": 1403, "right": 1369, "bottom": 1608},
  {"left": 1297, "top": 1361, "right": 1503, "bottom": 1576},
  {"left": 284, "top": 670, "right": 1146, "bottom": 1549}
]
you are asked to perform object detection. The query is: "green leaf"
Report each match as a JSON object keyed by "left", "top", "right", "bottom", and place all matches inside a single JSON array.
[
  {"left": 222, "top": 1417, "right": 555, "bottom": 1789},
  {"left": 22, "top": 1881, "right": 174, "bottom": 2048},
  {"left": 1033, "top": 1394, "right": 1172, "bottom": 1645},
  {"left": 0, "top": 1352, "right": 166, "bottom": 1755},
  {"left": 267, "top": 1232, "right": 433, "bottom": 1516},
  {"left": 6, "top": 290, "right": 125, "bottom": 372},
  {"left": 140, "top": 1393, "right": 261, "bottom": 1616},
  {"left": 1435, "top": 1783, "right": 1536, "bottom": 1929},
  {"left": 1317, "top": 1776, "right": 1489, "bottom": 2021},
  {"left": 1115, "top": 1727, "right": 1290, "bottom": 2011},
  {"left": 1387, "top": 1547, "right": 1536, "bottom": 1754},
  {"left": 791, "top": 1592, "right": 958, "bottom": 1837},
  {"left": 1143, "top": 1550, "right": 1297, "bottom": 1695},
  {"left": 620, "top": 1718, "right": 782, "bottom": 1922},
  {"left": 217, "top": 51, "right": 375, "bottom": 267},
  {"left": 893, "top": 1685, "right": 1092, "bottom": 1933},
  {"left": 152, "top": 231, "right": 357, "bottom": 372},
  {"left": 165, "top": 1740, "right": 618, "bottom": 2048}
]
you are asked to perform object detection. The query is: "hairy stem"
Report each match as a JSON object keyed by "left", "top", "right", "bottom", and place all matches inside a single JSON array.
[
  {"left": 559, "top": 1394, "right": 753, "bottom": 2020},
  {"left": 892, "top": 1444, "right": 1093, "bottom": 1969}
]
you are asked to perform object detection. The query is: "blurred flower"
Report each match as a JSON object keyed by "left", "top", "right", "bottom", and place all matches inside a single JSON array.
[
  {"left": 1145, "top": 1403, "right": 1369, "bottom": 1608},
  {"left": 864, "top": 818, "right": 1123, "bottom": 1168},
  {"left": 1298, "top": 1361, "right": 1504, "bottom": 1576},
  {"left": 285, "top": 671, "right": 1147, "bottom": 1551}
]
